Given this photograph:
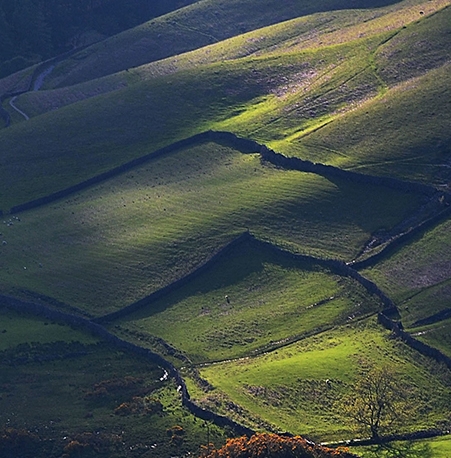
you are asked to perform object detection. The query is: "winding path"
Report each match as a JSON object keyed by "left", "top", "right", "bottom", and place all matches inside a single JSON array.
[
  {"left": 6, "top": 64, "right": 55, "bottom": 121},
  {"left": 9, "top": 95, "right": 29, "bottom": 121}
]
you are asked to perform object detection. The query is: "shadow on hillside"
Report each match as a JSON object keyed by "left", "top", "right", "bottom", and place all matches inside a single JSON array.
[{"left": 121, "top": 238, "right": 319, "bottom": 321}]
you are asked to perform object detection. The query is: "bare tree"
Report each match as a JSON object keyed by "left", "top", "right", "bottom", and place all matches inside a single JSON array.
[{"left": 344, "top": 366, "right": 411, "bottom": 441}]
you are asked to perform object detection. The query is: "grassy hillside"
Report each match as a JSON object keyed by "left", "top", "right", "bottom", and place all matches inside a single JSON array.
[
  {"left": 114, "top": 236, "right": 382, "bottom": 363},
  {"left": 40, "top": 0, "right": 408, "bottom": 89},
  {"left": 296, "top": 61, "right": 451, "bottom": 185},
  {"left": 0, "top": 62, "right": 266, "bottom": 209},
  {"left": 11, "top": 0, "right": 448, "bottom": 121},
  {"left": 355, "top": 435, "right": 451, "bottom": 457},
  {"left": 1, "top": 0, "right": 451, "bottom": 453},
  {"left": 361, "top": 217, "right": 451, "bottom": 325},
  {"left": 1, "top": 1, "right": 449, "bottom": 213}
]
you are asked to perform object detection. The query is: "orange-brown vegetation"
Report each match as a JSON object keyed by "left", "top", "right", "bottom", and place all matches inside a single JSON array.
[
  {"left": 114, "top": 395, "right": 163, "bottom": 416},
  {"left": 167, "top": 425, "right": 185, "bottom": 446},
  {"left": 199, "top": 433, "right": 358, "bottom": 458}
]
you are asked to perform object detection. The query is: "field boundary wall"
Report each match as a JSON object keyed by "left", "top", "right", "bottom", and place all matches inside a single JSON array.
[
  {"left": 378, "top": 312, "right": 451, "bottom": 370},
  {"left": 95, "top": 232, "right": 399, "bottom": 325},
  {"left": 0, "top": 293, "right": 255, "bottom": 437},
  {"left": 95, "top": 231, "right": 252, "bottom": 323},
  {"left": 10, "top": 130, "right": 449, "bottom": 216}
]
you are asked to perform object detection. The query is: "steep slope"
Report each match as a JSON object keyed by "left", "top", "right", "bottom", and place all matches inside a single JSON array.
[
  {"left": 295, "top": 62, "right": 451, "bottom": 185},
  {"left": 40, "top": 0, "right": 405, "bottom": 89},
  {"left": 1, "top": 0, "right": 451, "bottom": 451},
  {"left": 9, "top": 0, "right": 449, "bottom": 118}
]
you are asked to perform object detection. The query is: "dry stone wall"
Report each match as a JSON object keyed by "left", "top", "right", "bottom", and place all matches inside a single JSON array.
[{"left": 0, "top": 293, "right": 255, "bottom": 437}]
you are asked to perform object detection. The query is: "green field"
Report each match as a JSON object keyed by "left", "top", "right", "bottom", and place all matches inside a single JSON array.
[
  {"left": 115, "top": 236, "right": 382, "bottom": 363},
  {"left": 355, "top": 435, "right": 451, "bottom": 457},
  {"left": 1, "top": 1, "right": 450, "bottom": 211},
  {"left": 0, "top": 307, "right": 227, "bottom": 458},
  {"left": 196, "top": 317, "right": 451, "bottom": 441},
  {"left": 362, "top": 217, "right": 451, "bottom": 325},
  {"left": 0, "top": 142, "right": 424, "bottom": 315},
  {"left": 0, "top": 307, "right": 98, "bottom": 350}
]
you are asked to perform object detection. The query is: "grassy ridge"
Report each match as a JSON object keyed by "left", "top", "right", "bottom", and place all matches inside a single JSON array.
[
  {"left": 0, "top": 142, "right": 423, "bottom": 314},
  {"left": 12, "top": 0, "right": 448, "bottom": 121},
  {"left": 290, "top": 4, "right": 451, "bottom": 183},
  {"left": 1, "top": 2, "right": 450, "bottom": 210},
  {"left": 41, "top": 0, "right": 408, "bottom": 88},
  {"left": 375, "top": 4, "right": 451, "bottom": 84},
  {"left": 0, "top": 0, "right": 450, "bottom": 450},
  {"left": 297, "top": 62, "right": 451, "bottom": 182},
  {"left": 0, "top": 63, "right": 267, "bottom": 209}
]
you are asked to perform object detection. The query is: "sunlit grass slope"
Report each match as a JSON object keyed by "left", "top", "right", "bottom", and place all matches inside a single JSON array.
[
  {"left": 375, "top": 4, "right": 451, "bottom": 85},
  {"left": 8, "top": 11, "right": 377, "bottom": 118},
  {"left": 0, "top": 308, "right": 227, "bottom": 458},
  {"left": 11, "top": 0, "right": 448, "bottom": 121},
  {"left": 286, "top": 5, "right": 451, "bottom": 183},
  {"left": 197, "top": 317, "right": 451, "bottom": 440},
  {"left": 2, "top": 2, "right": 450, "bottom": 211},
  {"left": 115, "top": 237, "right": 382, "bottom": 363},
  {"left": 0, "top": 142, "right": 423, "bottom": 315},
  {"left": 0, "top": 62, "right": 268, "bottom": 210},
  {"left": 295, "top": 62, "right": 451, "bottom": 184},
  {"left": 355, "top": 435, "right": 451, "bottom": 458},
  {"left": 0, "top": 306, "right": 98, "bottom": 350},
  {"left": 12, "top": 34, "right": 383, "bottom": 139},
  {"left": 40, "top": 0, "right": 407, "bottom": 89},
  {"left": 413, "top": 319, "right": 451, "bottom": 358}
]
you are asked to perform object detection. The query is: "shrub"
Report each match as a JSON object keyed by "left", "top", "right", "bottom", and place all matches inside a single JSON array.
[{"left": 199, "top": 433, "right": 358, "bottom": 458}]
